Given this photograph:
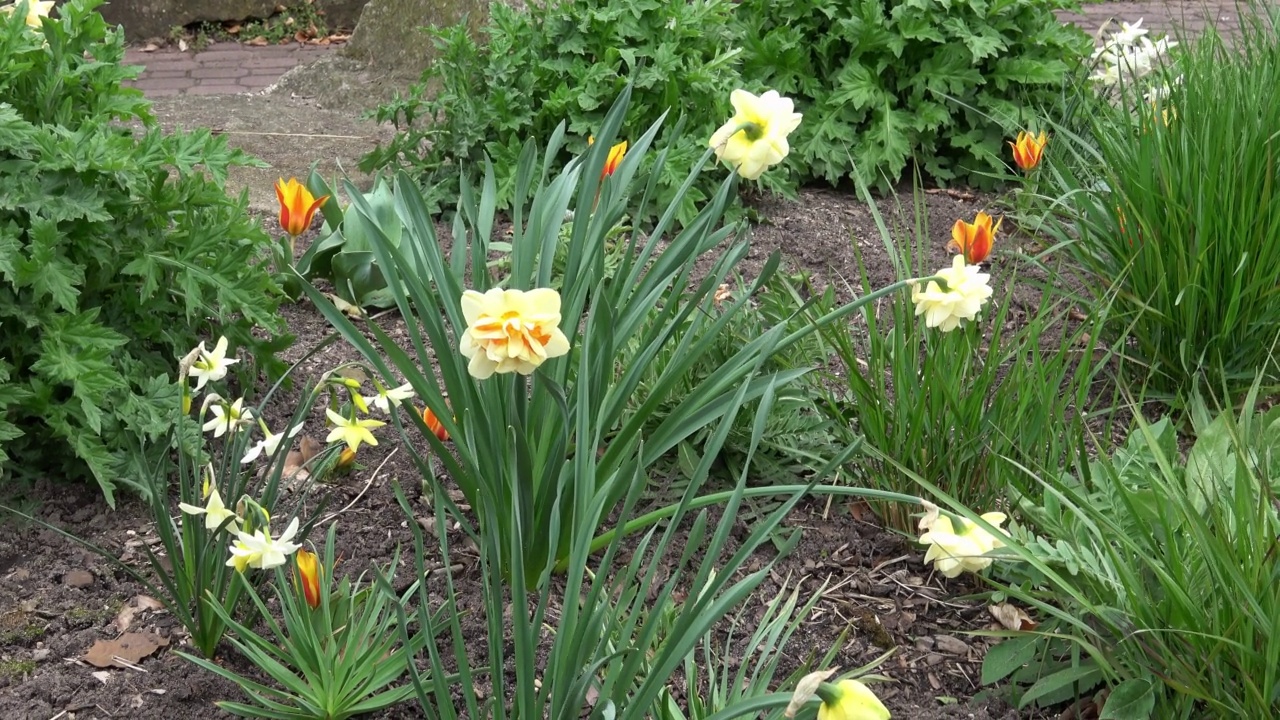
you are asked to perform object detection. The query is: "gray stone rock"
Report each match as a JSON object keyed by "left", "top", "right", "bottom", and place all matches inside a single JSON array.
[
  {"left": 100, "top": 0, "right": 369, "bottom": 41},
  {"left": 343, "top": 0, "right": 488, "bottom": 80}
]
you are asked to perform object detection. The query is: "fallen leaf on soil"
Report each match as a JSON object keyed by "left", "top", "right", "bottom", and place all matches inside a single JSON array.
[
  {"left": 989, "top": 602, "right": 1038, "bottom": 631},
  {"left": 177, "top": 38, "right": 187, "bottom": 52},
  {"left": 91, "top": 670, "right": 112, "bottom": 684},
  {"left": 225, "top": 24, "right": 241, "bottom": 34},
  {"left": 845, "top": 498, "right": 876, "bottom": 523},
  {"left": 115, "top": 595, "right": 165, "bottom": 633},
  {"left": 283, "top": 435, "right": 324, "bottom": 481},
  {"left": 326, "top": 293, "right": 365, "bottom": 318},
  {"left": 141, "top": 43, "right": 158, "bottom": 52},
  {"left": 83, "top": 632, "right": 169, "bottom": 668},
  {"left": 247, "top": 36, "right": 268, "bottom": 46}
]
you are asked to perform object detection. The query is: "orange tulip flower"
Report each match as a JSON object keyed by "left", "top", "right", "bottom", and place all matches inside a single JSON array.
[
  {"left": 588, "top": 136, "right": 628, "bottom": 181},
  {"left": 274, "top": 177, "right": 329, "bottom": 237},
  {"left": 422, "top": 406, "right": 449, "bottom": 442},
  {"left": 948, "top": 212, "right": 1002, "bottom": 265},
  {"left": 1009, "top": 131, "right": 1048, "bottom": 172},
  {"left": 294, "top": 549, "right": 321, "bottom": 609}
]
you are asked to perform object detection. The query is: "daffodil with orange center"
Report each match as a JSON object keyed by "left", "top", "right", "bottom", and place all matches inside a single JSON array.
[
  {"left": 459, "top": 288, "right": 571, "bottom": 379},
  {"left": 947, "top": 212, "right": 1001, "bottom": 265},
  {"left": 1009, "top": 130, "right": 1048, "bottom": 172},
  {"left": 274, "top": 177, "right": 329, "bottom": 239}
]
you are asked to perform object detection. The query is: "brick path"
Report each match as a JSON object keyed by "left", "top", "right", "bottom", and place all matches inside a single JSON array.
[
  {"left": 121, "top": 1, "right": 1246, "bottom": 99},
  {"left": 123, "top": 41, "right": 338, "bottom": 97}
]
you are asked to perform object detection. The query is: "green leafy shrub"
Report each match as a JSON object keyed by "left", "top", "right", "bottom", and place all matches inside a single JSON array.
[
  {"left": 1034, "top": 17, "right": 1280, "bottom": 406},
  {"left": 0, "top": 0, "right": 286, "bottom": 504},
  {"left": 735, "top": 0, "right": 1091, "bottom": 189},
  {"left": 359, "top": 0, "right": 749, "bottom": 227}
]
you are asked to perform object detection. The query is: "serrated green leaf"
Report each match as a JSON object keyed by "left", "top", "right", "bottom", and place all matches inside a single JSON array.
[
  {"left": 17, "top": 217, "right": 83, "bottom": 312},
  {"left": 0, "top": 220, "right": 21, "bottom": 282}
]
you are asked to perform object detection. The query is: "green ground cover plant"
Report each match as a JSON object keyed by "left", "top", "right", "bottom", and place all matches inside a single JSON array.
[{"left": 0, "top": 0, "right": 287, "bottom": 504}]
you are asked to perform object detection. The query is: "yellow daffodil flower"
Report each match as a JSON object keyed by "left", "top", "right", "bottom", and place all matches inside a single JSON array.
[
  {"left": 708, "top": 89, "right": 803, "bottom": 180},
  {"left": 817, "top": 679, "right": 891, "bottom": 720},
  {"left": 918, "top": 511, "right": 1008, "bottom": 578},
  {"left": 459, "top": 287, "right": 571, "bottom": 379},
  {"left": 178, "top": 466, "right": 239, "bottom": 531},
  {"left": 1, "top": 1, "right": 55, "bottom": 29},
  {"left": 324, "top": 408, "right": 384, "bottom": 453}
]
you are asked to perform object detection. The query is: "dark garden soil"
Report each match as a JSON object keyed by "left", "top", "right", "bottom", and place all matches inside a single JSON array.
[{"left": 0, "top": 185, "right": 1091, "bottom": 720}]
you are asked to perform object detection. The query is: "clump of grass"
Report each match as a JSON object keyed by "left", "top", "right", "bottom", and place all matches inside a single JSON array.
[{"left": 1034, "top": 8, "right": 1280, "bottom": 408}]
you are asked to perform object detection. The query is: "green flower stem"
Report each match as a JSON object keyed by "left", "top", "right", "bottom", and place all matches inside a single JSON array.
[
  {"left": 700, "top": 692, "right": 797, "bottom": 720},
  {"left": 560, "top": 485, "right": 924, "bottom": 573}
]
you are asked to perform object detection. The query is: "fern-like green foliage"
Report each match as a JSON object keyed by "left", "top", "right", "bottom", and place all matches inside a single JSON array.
[
  {"left": 0, "top": 0, "right": 288, "bottom": 505},
  {"left": 735, "top": 0, "right": 1092, "bottom": 190}
]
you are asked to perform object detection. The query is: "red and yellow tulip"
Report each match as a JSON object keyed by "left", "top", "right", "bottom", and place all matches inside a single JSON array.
[
  {"left": 1009, "top": 130, "right": 1048, "bottom": 172},
  {"left": 422, "top": 406, "right": 450, "bottom": 442},
  {"left": 294, "top": 549, "right": 322, "bottom": 609},
  {"left": 588, "top": 136, "right": 628, "bottom": 181},
  {"left": 947, "top": 212, "right": 1002, "bottom": 265},
  {"left": 274, "top": 177, "right": 329, "bottom": 238}
]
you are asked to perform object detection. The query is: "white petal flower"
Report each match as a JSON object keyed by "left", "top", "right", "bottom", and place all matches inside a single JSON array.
[
  {"left": 241, "top": 422, "right": 304, "bottom": 464},
  {"left": 188, "top": 336, "right": 240, "bottom": 391},
  {"left": 910, "top": 255, "right": 994, "bottom": 332},
  {"left": 362, "top": 382, "right": 415, "bottom": 414},
  {"left": 202, "top": 398, "right": 255, "bottom": 438},
  {"left": 226, "top": 517, "right": 302, "bottom": 572}
]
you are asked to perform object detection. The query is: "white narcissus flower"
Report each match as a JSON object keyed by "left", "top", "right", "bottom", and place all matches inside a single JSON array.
[
  {"left": 188, "top": 336, "right": 240, "bottom": 391},
  {"left": 708, "top": 89, "right": 803, "bottom": 180},
  {"left": 1109, "top": 19, "right": 1148, "bottom": 47},
  {"left": 324, "top": 408, "right": 384, "bottom": 453},
  {"left": 918, "top": 511, "right": 1008, "bottom": 578},
  {"left": 177, "top": 465, "right": 239, "bottom": 531},
  {"left": 1, "top": 1, "right": 55, "bottom": 29},
  {"left": 241, "top": 421, "right": 304, "bottom": 464},
  {"left": 202, "top": 398, "right": 255, "bottom": 438},
  {"left": 910, "top": 255, "right": 994, "bottom": 332},
  {"left": 459, "top": 288, "right": 571, "bottom": 379},
  {"left": 363, "top": 382, "right": 415, "bottom": 414},
  {"left": 226, "top": 516, "right": 301, "bottom": 572}
]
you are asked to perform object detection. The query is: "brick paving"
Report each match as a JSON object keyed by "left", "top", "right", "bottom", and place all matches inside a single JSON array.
[{"left": 121, "top": 1, "right": 1247, "bottom": 99}]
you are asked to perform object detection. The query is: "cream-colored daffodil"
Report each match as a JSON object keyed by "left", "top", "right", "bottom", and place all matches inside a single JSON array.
[
  {"left": 241, "top": 420, "right": 304, "bottom": 464},
  {"left": 202, "top": 397, "right": 255, "bottom": 438},
  {"left": 324, "top": 408, "right": 384, "bottom": 453},
  {"left": 708, "top": 89, "right": 803, "bottom": 180},
  {"left": 910, "top": 255, "right": 994, "bottom": 332},
  {"left": 459, "top": 287, "right": 571, "bottom": 379},
  {"left": 918, "top": 511, "right": 1008, "bottom": 578},
  {"left": 362, "top": 382, "right": 415, "bottom": 414},
  {"left": 1, "top": 1, "right": 55, "bottom": 29},
  {"left": 177, "top": 465, "right": 239, "bottom": 531},
  {"left": 188, "top": 336, "right": 239, "bottom": 391},
  {"left": 226, "top": 516, "right": 301, "bottom": 572}
]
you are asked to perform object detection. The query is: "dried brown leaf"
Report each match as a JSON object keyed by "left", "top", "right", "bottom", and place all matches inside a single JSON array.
[
  {"left": 84, "top": 632, "right": 168, "bottom": 668},
  {"left": 115, "top": 594, "right": 164, "bottom": 633},
  {"left": 989, "top": 602, "right": 1038, "bottom": 631}
]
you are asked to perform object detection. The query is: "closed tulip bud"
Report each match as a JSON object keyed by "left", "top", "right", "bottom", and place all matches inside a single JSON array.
[
  {"left": 294, "top": 549, "right": 321, "bottom": 609},
  {"left": 422, "top": 406, "right": 450, "bottom": 442}
]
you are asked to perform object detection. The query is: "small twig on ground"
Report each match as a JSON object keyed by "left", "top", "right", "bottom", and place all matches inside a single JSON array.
[{"left": 319, "top": 447, "right": 397, "bottom": 526}]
